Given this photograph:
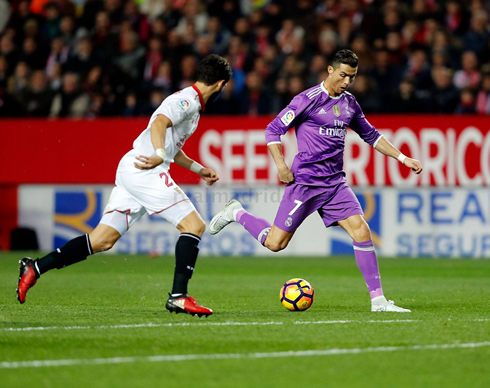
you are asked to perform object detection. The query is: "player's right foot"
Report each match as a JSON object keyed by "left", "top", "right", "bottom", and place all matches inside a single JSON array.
[
  {"left": 17, "top": 258, "right": 39, "bottom": 304},
  {"left": 371, "top": 296, "right": 411, "bottom": 312},
  {"left": 208, "top": 199, "right": 243, "bottom": 235},
  {"left": 165, "top": 294, "right": 213, "bottom": 317}
]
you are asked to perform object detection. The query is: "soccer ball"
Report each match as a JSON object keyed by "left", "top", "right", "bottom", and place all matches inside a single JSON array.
[{"left": 280, "top": 278, "right": 314, "bottom": 311}]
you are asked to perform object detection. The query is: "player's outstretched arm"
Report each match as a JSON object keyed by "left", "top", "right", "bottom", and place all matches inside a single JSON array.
[
  {"left": 174, "top": 150, "right": 219, "bottom": 186},
  {"left": 135, "top": 115, "right": 172, "bottom": 170},
  {"left": 268, "top": 143, "right": 294, "bottom": 183},
  {"left": 374, "top": 136, "right": 423, "bottom": 174}
]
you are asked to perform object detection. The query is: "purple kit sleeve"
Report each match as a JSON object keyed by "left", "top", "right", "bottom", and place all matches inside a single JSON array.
[
  {"left": 349, "top": 100, "right": 382, "bottom": 147},
  {"left": 265, "top": 94, "right": 308, "bottom": 145}
]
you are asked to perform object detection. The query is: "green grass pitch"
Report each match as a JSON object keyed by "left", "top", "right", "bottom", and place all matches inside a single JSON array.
[{"left": 0, "top": 252, "right": 489, "bottom": 388}]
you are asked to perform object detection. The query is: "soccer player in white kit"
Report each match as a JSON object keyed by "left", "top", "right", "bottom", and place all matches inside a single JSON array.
[{"left": 17, "top": 54, "right": 232, "bottom": 317}]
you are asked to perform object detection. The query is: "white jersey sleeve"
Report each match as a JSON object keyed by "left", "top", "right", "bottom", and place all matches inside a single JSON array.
[
  {"left": 128, "top": 86, "right": 202, "bottom": 172},
  {"left": 150, "top": 95, "right": 197, "bottom": 127}
]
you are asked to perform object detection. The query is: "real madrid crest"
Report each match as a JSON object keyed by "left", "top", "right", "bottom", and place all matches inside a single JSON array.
[{"left": 333, "top": 105, "right": 341, "bottom": 117}]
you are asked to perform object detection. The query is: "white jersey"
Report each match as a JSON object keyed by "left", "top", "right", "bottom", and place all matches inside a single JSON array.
[{"left": 131, "top": 85, "right": 204, "bottom": 171}]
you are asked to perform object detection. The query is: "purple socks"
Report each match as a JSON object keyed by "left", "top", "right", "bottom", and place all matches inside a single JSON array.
[
  {"left": 236, "top": 210, "right": 271, "bottom": 245},
  {"left": 353, "top": 240, "right": 383, "bottom": 299}
]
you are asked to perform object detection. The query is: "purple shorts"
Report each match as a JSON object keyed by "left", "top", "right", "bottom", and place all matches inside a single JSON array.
[{"left": 274, "top": 182, "right": 363, "bottom": 232}]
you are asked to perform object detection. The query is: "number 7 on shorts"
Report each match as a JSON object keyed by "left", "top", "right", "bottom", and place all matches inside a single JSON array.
[{"left": 289, "top": 200, "right": 303, "bottom": 215}]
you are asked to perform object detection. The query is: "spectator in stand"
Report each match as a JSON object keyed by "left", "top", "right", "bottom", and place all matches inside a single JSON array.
[
  {"left": 91, "top": 11, "right": 118, "bottom": 58},
  {"left": 138, "top": 88, "right": 165, "bottom": 116},
  {"left": 20, "top": 37, "right": 46, "bottom": 70},
  {"left": 430, "top": 30, "right": 459, "bottom": 69},
  {"left": 178, "top": 55, "right": 197, "bottom": 89},
  {"left": 271, "top": 77, "right": 289, "bottom": 113},
  {"left": 140, "top": 0, "right": 166, "bottom": 23},
  {"left": 276, "top": 19, "right": 305, "bottom": 55},
  {"left": 7, "top": 61, "right": 30, "bottom": 101},
  {"left": 176, "top": 0, "right": 208, "bottom": 37},
  {"left": 194, "top": 35, "right": 212, "bottom": 62},
  {"left": 239, "top": 70, "right": 271, "bottom": 115},
  {"left": 124, "top": 0, "right": 150, "bottom": 43},
  {"left": 444, "top": 0, "right": 470, "bottom": 38},
  {"left": 0, "top": 55, "right": 8, "bottom": 87},
  {"left": 476, "top": 72, "right": 490, "bottom": 115},
  {"left": 205, "top": 16, "right": 231, "bottom": 56},
  {"left": 288, "top": 75, "right": 305, "bottom": 100},
  {"left": 278, "top": 55, "right": 306, "bottom": 80},
  {"left": 317, "top": 26, "right": 338, "bottom": 59},
  {"left": 350, "top": 74, "right": 382, "bottom": 113},
  {"left": 48, "top": 61, "right": 63, "bottom": 92},
  {"left": 234, "top": 17, "right": 253, "bottom": 46},
  {"left": 306, "top": 54, "right": 327, "bottom": 88},
  {"left": 142, "top": 36, "right": 162, "bottom": 83},
  {"left": 23, "top": 70, "right": 53, "bottom": 117},
  {"left": 42, "top": 2, "right": 62, "bottom": 42},
  {"left": 464, "top": 10, "right": 490, "bottom": 58},
  {"left": 350, "top": 36, "right": 372, "bottom": 73},
  {"left": 50, "top": 72, "right": 90, "bottom": 118},
  {"left": 0, "top": 0, "right": 489, "bottom": 116},
  {"left": 104, "top": 0, "right": 124, "bottom": 26},
  {"left": 83, "top": 66, "right": 103, "bottom": 95},
  {"left": 153, "top": 60, "right": 172, "bottom": 94},
  {"left": 454, "top": 50, "right": 481, "bottom": 90},
  {"left": 369, "top": 49, "right": 403, "bottom": 106},
  {"left": 337, "top": 15, "right": 353, "bottom": 49},
  {"left": 455, "top": 88, "right": 477, "bottom": 114},
  {"left": 112, "top": 30, "right": 145, "bottom": 82},
  {"left": 0, "top": 35, "right": 17, "bottom": 69},
  {"left": 59, "top": 16, "right": 80, "bottom": 54},
  {"left": 45, "top": 37, "right": 69, "bottom": 76},
  {"left": 386, "top": 31, "right": 405, "bottom": 65},
  {"left": 65, "top": 38, "right": 100, "bottom": 78},
  {"left": 403, "top": 49, "right": 432, "bottom": 91},
  {"left": 389, "top": 78, "right": 424, "bottom": 113},
  {"left": 122, "top": 91, "right": 139, "bottom": 117},
  {"left": 429, "top": 67, "right": 459, "bottom": 113}
]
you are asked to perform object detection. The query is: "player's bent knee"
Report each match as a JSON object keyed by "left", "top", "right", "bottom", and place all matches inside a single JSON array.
[
  {"left": 179, "top": 219, "right": 206, "bottom": 237},
  {"left": 91, "top": 238, "right": 116, "bottom": 253},
  {"left": 352, "top": 224, "right": 371, "bottom": 243},
  {"left": 265, "top": 240, "right": 288, "bottom": 253},
  {"left": 194, "top": 219, "right": 206, "bottom": 236}
]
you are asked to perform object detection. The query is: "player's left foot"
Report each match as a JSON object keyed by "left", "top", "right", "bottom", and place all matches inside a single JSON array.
[
  {"left": 208, "top": 199, "right": 243, "bottom": 235},
  {"left": 17, "top": 257, "right": 39, "bottom": 304},
  {"left": 371, "top": 296, "right": 411, "bottom": 312},
  {"left": 165, "top": 294, "right": 213, "bottom": 317}
]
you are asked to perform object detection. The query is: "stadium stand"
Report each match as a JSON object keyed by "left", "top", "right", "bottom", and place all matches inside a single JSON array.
[{"left": 0, "top": 0, "right": 489, "bottom": 117}]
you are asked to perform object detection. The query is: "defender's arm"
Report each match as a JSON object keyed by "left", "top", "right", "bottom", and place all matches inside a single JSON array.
[
  {"left": 374, "top": 136, "right": 423, "bottom": 174},
  {"left": 134, "top": 115, "right": 172, "bottom": 170},
  {"left": 174, "top": 150, "right": 219, "bottom": 186}
]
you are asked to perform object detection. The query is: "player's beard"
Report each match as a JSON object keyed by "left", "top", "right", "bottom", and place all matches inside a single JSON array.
[{"left": 207, "top": 86, "right": 225, "bottom": 105}]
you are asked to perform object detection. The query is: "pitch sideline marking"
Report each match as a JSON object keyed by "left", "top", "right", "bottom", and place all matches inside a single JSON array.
[
  {"left": 1, "top": 341, "right": 489, "bottom": 369},
  {"left": 1, "top": 319, "right": 417, "bottom": 332},
  {"left": 2, "top": 318, "right": 489, "bottom": 332}
]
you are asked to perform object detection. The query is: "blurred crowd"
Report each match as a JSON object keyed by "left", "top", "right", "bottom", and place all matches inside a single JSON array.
[{"left": 0, "top": 0, "right": 489, "bottom": 118}]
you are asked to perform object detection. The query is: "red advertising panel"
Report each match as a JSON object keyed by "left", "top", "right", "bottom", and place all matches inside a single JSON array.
[{"left": 1, "top": 116, "right": 489, "bottom": 186}]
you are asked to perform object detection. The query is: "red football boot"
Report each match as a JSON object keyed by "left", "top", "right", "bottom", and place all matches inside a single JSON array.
[
  {"left": 165, "top": 294, "right": 213, "bottom": 317},
  {"left": 17, "top": 258, "right": 38, "bottom": 304}
]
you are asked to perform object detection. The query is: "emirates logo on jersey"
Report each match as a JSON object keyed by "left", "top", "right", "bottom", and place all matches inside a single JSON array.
[{"left": 333, "top": 105, "right": 341, "bottom": 117}]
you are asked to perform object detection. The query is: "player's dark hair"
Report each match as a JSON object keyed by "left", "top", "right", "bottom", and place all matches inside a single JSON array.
[
  {"left": 331, "top": 49, "right": 359, "bottom": 69},
  {"left": 196, "top": 54, "right": 232, "bottom": 85}
]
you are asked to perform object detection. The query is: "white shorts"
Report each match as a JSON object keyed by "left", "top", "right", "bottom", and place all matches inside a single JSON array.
[{"left": 100, "top": 154, "right": 196, "bottom": 236}]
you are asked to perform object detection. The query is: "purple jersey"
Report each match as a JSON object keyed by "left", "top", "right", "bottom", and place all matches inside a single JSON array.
[{"left": 265, "top": 82, "right": 382, "bottom": 187}]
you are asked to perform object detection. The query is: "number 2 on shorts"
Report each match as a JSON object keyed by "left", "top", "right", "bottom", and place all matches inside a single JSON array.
[{"left": 289, "top": 199, "right": 303, "bottom": 215}]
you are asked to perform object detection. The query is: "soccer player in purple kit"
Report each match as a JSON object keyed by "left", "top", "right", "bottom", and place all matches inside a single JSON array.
[{"left": 210, "top": 50, "right": 423, "bottom": 312}]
